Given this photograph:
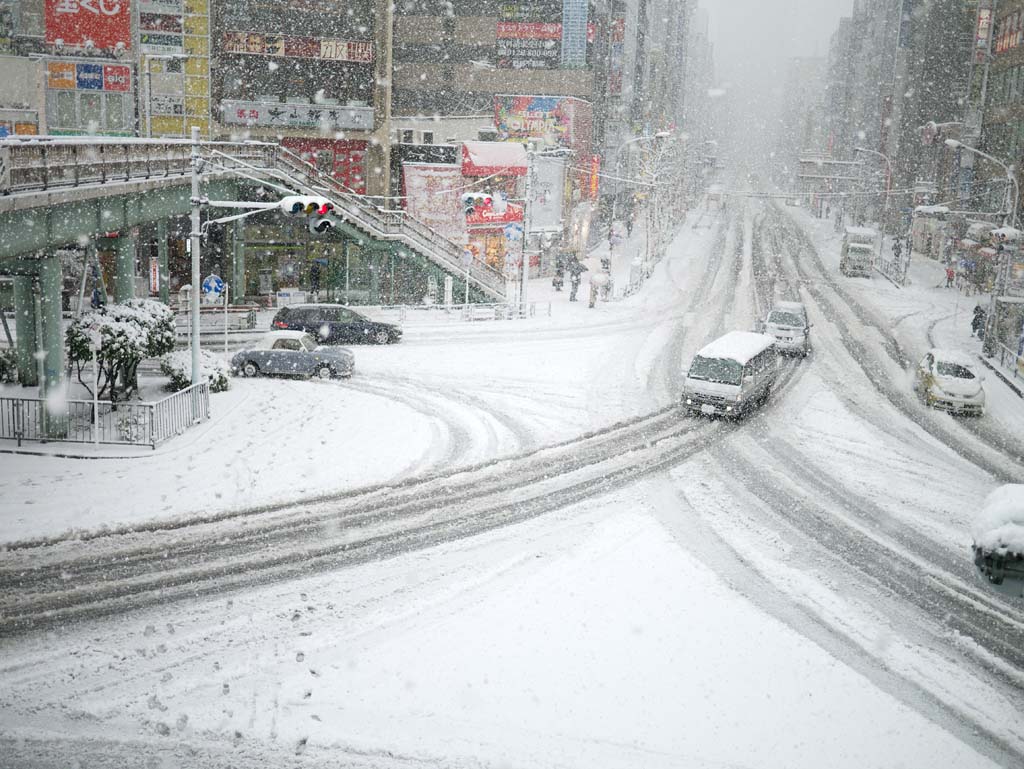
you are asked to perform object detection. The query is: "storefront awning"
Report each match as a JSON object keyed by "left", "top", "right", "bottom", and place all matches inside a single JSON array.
[{"left": 462, "top": 141, "right": 527, "bottom": 177}]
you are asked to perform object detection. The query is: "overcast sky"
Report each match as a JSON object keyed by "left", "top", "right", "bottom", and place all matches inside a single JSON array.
[{"left": 700, "top": 0, "right": 855, "bottom": 88}]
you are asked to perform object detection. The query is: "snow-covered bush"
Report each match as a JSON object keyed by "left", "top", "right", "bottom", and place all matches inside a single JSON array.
[
  {"left": 66, "top": 299, "right": 176, "bottom": 403},
  {"left": 160, "top": 349, "right": 231, "bottom": 393},
  {"left": 0, "top": 347, "right": 17, "bottom": 384}
]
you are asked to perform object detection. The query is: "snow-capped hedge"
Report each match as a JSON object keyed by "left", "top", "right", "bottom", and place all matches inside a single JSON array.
[
  {"left": 973, "top": 484, "right": 1024, "bottom": 555},
  {"left": 0, "top": 347, "right": 17, "bottom": 384},
  {"left": 160, "top": 349, "right": 231, "bottom": 393}
]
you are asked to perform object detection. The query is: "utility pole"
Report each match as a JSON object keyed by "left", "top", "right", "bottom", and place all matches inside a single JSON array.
[
  {"left": 190, "top": 125, "right": 202, "bottom": 385},
  {"left": 521, "top": 145, "right": 535, "bottom": 315}
]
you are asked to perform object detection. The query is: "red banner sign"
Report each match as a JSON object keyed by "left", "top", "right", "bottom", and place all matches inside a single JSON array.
[
  {"left": 103, "top": 64, "right": 130, "bottom": 91},
  {"left": 45, "top": 0, "right": 132, "bottom": 50}
]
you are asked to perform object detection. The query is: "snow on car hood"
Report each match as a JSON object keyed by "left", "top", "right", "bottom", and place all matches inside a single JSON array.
[
  {"left": 316, "top": 345, "right": 354, "bottom": 359},
  {"left": 933, "top": 374, "right": 983, "bottom": 398},
  {"left": 973, "top": 484, "right": 1024, "bottom": 554}
]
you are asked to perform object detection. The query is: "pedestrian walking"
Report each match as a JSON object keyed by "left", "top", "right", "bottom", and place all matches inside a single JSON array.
[
  {"left": 567, "top": 255, "right": 587, "bottom": 302},
  {"left": 626, "top": 212, "right": 634, "bottom": 237},
  {"left": 945, "top": 265, "right": 955, "bottom": 288},
  {"left": 553, "top": 254, "right": 565, "bottom": 291},
  {"left": 972, "top": 305, "right": 986, "bottom": 337}
]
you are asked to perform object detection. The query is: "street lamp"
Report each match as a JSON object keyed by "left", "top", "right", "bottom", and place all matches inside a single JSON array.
[
  {"left": 944, "top": 138, "right": 1019, "bottom": 228},
  {"left": 945, "top": 138, "right": 1021, "bottom": 355},
  {"left": 609, "top": 132, "right": 671, "bottom": 226},
  {"left": 144, "top": 53, "right": 188, "bottom": 138},
  {"left": 853, "top": 146, "right": 893, "bottom": 269}
]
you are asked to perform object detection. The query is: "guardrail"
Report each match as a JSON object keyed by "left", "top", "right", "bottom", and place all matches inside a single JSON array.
[
  {"left": 367, "top": 302, "right": 551, "bottom": 323},
  {"left": 0, "top": 382, "right": 209, "bottom": 449}
]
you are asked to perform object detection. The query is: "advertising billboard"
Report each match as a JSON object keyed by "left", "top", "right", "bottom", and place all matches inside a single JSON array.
[
  {"left": 494, "top": 95, "right": 575, "bottom": 147},
  {"left": 402, "top": 163, "right": 466, "bottom": 244},
  {"left": 222, "top": 32, "right": 374, "bottom": 63},
  {"left": 45, "top": 0, "right": 132, "bottom": 51}
]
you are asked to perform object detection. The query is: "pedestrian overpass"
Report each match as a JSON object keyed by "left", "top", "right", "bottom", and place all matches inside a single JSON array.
[{"left": 0, "top": 136, "right": 505, "bottom": 391}]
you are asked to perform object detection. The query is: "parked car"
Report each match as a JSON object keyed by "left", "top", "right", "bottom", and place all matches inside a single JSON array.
[
  {"left": 682, "top": 331, "right": 778, "bottom": 419},
  {"left": 272, "top": 303, "right": 402, "bottom": 345},
  {"left": 913, "top": 348, "right": 985, "bottom": 416},
  {"left": 759, "top": 301, "right": 811, "bottom": 356},
  {"left": 231, "top": 330, "right": 354, "bottom": 379},
  {"left": 972, "top": 484, "right": 1024, "bottom": 587}
]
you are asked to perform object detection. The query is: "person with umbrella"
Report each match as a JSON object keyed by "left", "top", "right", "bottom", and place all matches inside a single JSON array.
[{"left": 567, "top": 255, "right": 587, "bottom": 302}]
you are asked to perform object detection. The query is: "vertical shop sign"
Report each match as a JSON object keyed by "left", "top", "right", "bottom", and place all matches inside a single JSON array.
[{"left": 589, "top": 155, "right": 600, "bottom": 199}]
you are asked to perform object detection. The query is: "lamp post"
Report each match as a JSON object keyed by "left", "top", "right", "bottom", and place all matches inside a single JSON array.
[
  {"left": 144, "top": 53, "right": 188, "bottom": 138},
  {"left": 853, "top": 146, "right": 893, "bottom": 270},
  {"left": 945, "top": 138, "right": 1020, "bottom": 355},
  {"left": 608, "top": 131, "right": 671, "bottom": 227},
  {"left": 190, "top": 126, "right": 202, "bottom": 385}
]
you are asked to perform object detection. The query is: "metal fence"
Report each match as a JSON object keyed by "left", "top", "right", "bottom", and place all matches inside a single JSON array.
[
  {"left": 992, "top": 343, "right": 1024, "bottom": 382},
  {"left": 0, "top": 383, "right": 209, "bottom": 449},
  {"left": 367, "top": 302, "right": 551, "bottom": 324}
]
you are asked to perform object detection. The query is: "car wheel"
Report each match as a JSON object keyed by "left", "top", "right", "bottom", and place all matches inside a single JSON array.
[
  {"left": 373, "top": 329, "right": 391, "bottom": 345},
  {"left": 242, "top": 361, "right": 259, "bottom": 377},
  {"left": 317, "top": 365, "right": 333, "bottom": 380}
]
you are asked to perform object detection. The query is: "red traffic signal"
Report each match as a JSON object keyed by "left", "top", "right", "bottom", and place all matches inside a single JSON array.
[{"left": 279, "top": 195, "right": 335, "bottom": 217}]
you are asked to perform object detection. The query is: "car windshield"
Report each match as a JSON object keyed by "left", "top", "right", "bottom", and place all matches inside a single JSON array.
[
  {"left": 768, "top": 311, "right": 803, "bottom": 326},
  {"left": 688, "top": 355, "right": 743, "bottom": 385},
  {"left": 300, "top": 335, "right": 318, "bottom": 351},
  {"left": 936, "top": 361, "right": 975, "bottom": 379}
]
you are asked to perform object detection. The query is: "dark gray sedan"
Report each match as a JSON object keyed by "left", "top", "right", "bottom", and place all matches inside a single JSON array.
[{"left": 231, "top": 331, "right": 354, "bottom": 379}]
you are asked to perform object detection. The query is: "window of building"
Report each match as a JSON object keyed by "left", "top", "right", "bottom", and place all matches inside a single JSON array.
[
  {"left": 55, "top": 91, "right": 75, "bottom": 128},
  {"left": 106, "top": 93, "right": 124, "bottom": 130},
  {"left": 401, "top": 129, "right": 414, "bottom": 143},
  {"left": 80, "top": 92, "right": 102, "bottom": 129},
  {"left": 421, "top": 130, "right": 434, "bottom": 145}
]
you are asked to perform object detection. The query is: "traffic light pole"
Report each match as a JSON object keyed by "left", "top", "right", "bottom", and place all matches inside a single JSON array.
[{"left": 190, "top": 126, "right": 202, "bottom": 386}]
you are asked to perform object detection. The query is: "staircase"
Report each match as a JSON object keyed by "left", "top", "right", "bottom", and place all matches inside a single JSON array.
[{"left": 0, "top": 136, "right": 506, "bottom": 301}]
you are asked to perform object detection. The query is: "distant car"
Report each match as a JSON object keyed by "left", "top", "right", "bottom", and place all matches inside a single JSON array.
[
  {"left": 760, "top": 301, "right": 811, "bottom": 356},
  {"left": 272, "top": 303, "right": 402, "bottom": 345},
  {"left": 231, "top": 330, "right": 354, "bottom": 380},
  {"left": 914, "top": 348, "right": 985, "bottom": 416}
]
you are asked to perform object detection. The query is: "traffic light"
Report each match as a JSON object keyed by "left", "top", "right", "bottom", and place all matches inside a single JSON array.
[
  {"left": 279, "top": 195, "right": 335, "bottom": 234},
  {"left": 461, "top": 191, "right": 493, "bottom": 217}
]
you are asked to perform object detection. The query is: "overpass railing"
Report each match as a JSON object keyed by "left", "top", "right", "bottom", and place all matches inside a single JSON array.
[
  {"left": 0, "top": 136, "right": 506, "bottom": 301},
  {"left": 0, "top": 137, "right": 277, "bottom": 195}
]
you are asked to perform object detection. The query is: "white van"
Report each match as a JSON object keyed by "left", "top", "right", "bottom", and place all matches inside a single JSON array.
[
  {"left": 682, "top": 331, "right": 778, "bottom": 418},
  {"left": 761, "top": 301, "right": 811, "bottom": 356}
]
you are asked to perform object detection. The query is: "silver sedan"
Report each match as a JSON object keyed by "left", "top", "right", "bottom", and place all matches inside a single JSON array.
[{"left": 231, "top": 330, "right": 354, "bottom": 380}]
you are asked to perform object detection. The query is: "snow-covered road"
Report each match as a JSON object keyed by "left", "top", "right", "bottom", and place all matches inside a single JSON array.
[{"left": 2, "top": 200, "right": 1023, "bottom": 768}]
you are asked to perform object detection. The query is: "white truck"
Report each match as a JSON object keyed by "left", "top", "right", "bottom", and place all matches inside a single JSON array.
[{"left": 840, "top": 226, "right": 877, "bottom": 277}]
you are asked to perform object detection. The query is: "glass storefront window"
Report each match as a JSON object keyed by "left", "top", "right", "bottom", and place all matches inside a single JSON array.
[
  {"left": 56, "top": 91, "right": 76, "bottom": 128},
  {"left": 106, "top": 93, "right": 124, "bottom": 130},
  {"left": 81, "top": 92, "right": 102, "bottom": 130}
]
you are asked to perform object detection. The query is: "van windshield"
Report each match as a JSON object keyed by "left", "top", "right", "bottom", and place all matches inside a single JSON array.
[
  {"left": 688, "top": 355, "right": 743, "bottom": 385},
  {"left": 936, "top": 361, "right": 974, "bottom": 379},
  {"left": 768, "top": 311, "right": 803, "bottom": 327}
]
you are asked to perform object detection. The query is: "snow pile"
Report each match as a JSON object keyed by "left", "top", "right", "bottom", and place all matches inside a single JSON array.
[
  {"left": 696, "top": 331, "right": 775, "bottom": 364},
  {"left": 160, "top": 349, "right": 231, "bottom": 393},
  {"left": 972, "top": 484, "right": 1024, "bottom": 555}
]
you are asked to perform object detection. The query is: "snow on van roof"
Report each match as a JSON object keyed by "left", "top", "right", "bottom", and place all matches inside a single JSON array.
[
  {"left": 844, "top": 226, "right": 878, "bottom": 238},
  {"left": 774, "top": 301, "right": 806, "bottom": 313},
  {"left": 973, "top": 484, "right": 1024, "bottom": 555},
  {"left": 696, "top": 331, "right": 775, "bottom": 364}
]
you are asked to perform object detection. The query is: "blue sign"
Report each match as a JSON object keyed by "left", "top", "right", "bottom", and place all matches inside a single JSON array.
[
  {"left": 76, "top": 63, "right": 104, "bottom": 91},
  {"left": 503, "top": 222, "right": 524, "bottom": 242},
  {"left": 202, "top": 273, "right": 224, "bottom": 297}
]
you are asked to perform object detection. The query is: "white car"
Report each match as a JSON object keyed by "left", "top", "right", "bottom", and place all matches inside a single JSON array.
[
  {"left": 914, "top": 348, "right": 985, "bottom": 416},
  {"left": 760, "top": 301, "right": 811, "bottom": 356}
]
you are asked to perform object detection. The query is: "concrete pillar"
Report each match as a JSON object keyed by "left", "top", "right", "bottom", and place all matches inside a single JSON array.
[
  {"left": 231, "top": 218, "right": 246, "bottom": 305},
  {"left": 113, "top": 232, "right": 136, "bottom": 303},
  {"left": 156, "top": 220, "right": 170, "bottom": 305},
  {"left": 11, "top": 275, "right": 38, "bottom": 387},
  {"left": 37, "top": 255, "right": 65, "bottom": 396},
  {"left": 369, "top": 250, "right": 382, "bottom": 304}
]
